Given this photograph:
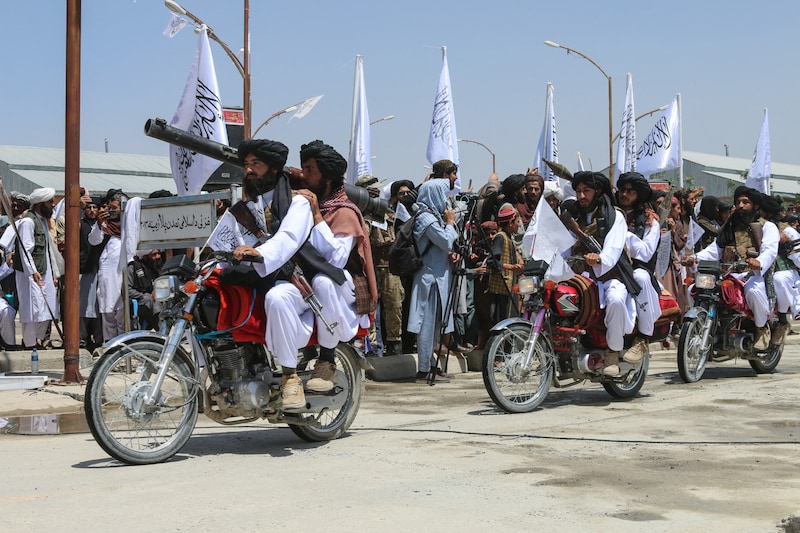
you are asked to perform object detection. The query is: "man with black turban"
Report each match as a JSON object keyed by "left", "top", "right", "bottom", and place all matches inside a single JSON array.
[
  {"left": 692, "top": 185, "right": 779, "bottom": 350},
  {"left": 616, "top": 172, "right": 662, "bottom": 362},
  {"left": 566, "top": 171, "right": 640, "bottom": 376},
  {"left": 233, "top": 139, "right": 376, "bottom": 410}
]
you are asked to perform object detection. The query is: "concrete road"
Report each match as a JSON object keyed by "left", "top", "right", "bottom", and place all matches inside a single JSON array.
[{"left": 1, "top": 341, "right": 799, "bottom": 532}]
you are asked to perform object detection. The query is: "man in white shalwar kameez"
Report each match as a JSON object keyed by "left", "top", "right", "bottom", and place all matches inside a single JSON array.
[
  {"left": 88, "top": 192, "right": 124, "bottom": 341},
  {"left": 15, "top": 187, "right": 61, "bottom": 348}
]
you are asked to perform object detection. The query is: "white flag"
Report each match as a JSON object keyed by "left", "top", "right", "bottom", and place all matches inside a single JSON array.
[
  {"left": 577, "top": 151, "right": 585, "bottom": 171},
  {"left": 163, "top": 14, "right": 188, "bottom": 38},
  {"left": 426, "top": 46, "right": 460, "bottom": 193},
  {"left": 522, "top": 195, "right": 576, "bottom": 283},
  {"left": 289, "top": 95, "right": 323, "bottom": 121},
  {"left": 636, "top": 95, "right": 680, "bottom": 178},
  {"left": 169, "top": 26, "right": 228, "bottom": 197},
  {"left": 687, "top": 217, "right": 705, "bottom": 251},
  {"left": 205, "top": 211, "right": 246, "bottom": 252},
  {"left": 534, "top": 82, "right": 558, "bottom": 182},
  {"left": 347, "top": 56, "right": 372, "bottom": 185},
  {"left": 615, "top": 73, "right": 636, "bottom": 183},
  {"left": 745, "top": 108, "right": 771, "bottom": 194}
]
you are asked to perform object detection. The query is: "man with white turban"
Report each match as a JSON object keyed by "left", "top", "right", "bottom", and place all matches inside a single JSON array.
[{"left": 14, "top": 187, "right": 61, "bottom": 348}]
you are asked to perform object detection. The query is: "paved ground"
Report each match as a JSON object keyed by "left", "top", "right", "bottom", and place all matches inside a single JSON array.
[{"left": 1, "top": 338, "right": 799, "bottom": 532}]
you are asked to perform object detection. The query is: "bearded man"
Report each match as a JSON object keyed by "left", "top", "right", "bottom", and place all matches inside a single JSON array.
[
  {"left": 615, "top": 172, "right": 663, "bottom": 362},
  {"left": 233, "top": 140, "right": 376, "bottom": 409},
  {"left": 693, "top": 186, "right": 779, "bottom": 350},
  {"left": 14, "top": 187, "right": 61, "bottom": 349},
  {"left": 565, "top": 171, "right": 640, "bottom": 376}
]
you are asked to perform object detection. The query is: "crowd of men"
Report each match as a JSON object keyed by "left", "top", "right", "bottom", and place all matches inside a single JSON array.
[{"left": 2, "top": 142, "right": 799, "bottom": 403}]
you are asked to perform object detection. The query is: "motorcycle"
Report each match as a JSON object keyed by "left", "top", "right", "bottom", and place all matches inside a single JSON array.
[
  {"left": 84, "top": 252, "right": 366, "bottom": 465},
  {"left": 482, "top": 259, "right": 681, "bottom": 413},
  {"left": 677, "top": 259, "right": 783, "bottom": 382}
]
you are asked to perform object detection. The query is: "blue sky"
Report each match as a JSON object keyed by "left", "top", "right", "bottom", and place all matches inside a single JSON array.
[{"left": 2, "top": 0, "right": 799, "bottom": 191}]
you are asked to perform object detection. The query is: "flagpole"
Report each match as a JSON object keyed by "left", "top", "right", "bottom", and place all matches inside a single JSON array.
[
  {"left": 350, "top": 55, "right": 360, "bottom": 158},
  {"left": 677, "top": 93, "right": 683, "bottom": 188}
]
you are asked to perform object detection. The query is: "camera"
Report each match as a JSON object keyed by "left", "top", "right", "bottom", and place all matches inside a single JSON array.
[{"left": 344, "top": 184, "right": 390, "bottom": 221}]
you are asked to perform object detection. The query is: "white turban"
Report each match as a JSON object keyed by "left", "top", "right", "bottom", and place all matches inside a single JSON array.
[
  {"left": 28, "top": 187, "right": 56, "bottom": 205},
  {"left": 543, "top": 181, "right": 563, "bottom": 201}
]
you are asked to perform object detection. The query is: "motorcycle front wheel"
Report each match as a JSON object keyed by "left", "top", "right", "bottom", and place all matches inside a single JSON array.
[
  {"left": 289, "top": 342, "right": 363, "bottom": 442},
  {"left": 84, "top": 339, "right": 199, "bottom": 465},
  {"left": 603, "top": 354, "right": 650, "bottom": 398},
  {"left": 482, "top": 324, "right": 553, "bottom": 413},
  {"left": 678, "top": 316, "right": 711, "bottom": 383},
  {"left": 750, "top": 343, "right": 783, "bottom": 373}
]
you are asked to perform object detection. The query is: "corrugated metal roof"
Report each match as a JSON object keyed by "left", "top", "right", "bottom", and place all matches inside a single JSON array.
[{"left": 0, "top": 145, "right": 175, "bottom": 197}]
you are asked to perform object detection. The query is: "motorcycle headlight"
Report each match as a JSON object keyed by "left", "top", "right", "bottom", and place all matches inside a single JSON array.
[
  {"left": 694, "top": 272, "right": 717, "bottom": 290},
  {"left": 153, "top": 275, "right": 179, "bottom": 302},
  {"left": 517, "top": 275, "right": 540, "bottom": 295}
]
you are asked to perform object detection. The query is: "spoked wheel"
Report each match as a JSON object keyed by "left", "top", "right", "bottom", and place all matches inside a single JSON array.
[
  {"left": 84, "top": 340, "right": 199, "bottom": 465},
  {"left": 289, "top": 343, "right": 363, "bottom": 442},
  {"left": 482, "top": 324, "right": 553, "bottom": 413},
  {"left": 678, "top": 317, "right": 711, "bottom": 383},
  {"left": 604, "top": 354, "right": 650, "bottom": 398},
  {"left": 750, "top": 343, "right": 783, "bottom": 373}
]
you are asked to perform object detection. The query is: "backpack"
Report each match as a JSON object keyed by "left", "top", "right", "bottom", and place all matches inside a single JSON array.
[{"left": 387, "top": 209, "right": 433, "bottom": 277}]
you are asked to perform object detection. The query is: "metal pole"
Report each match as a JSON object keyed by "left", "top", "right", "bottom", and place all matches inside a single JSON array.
[
  {"left": 63, "top": 0, "right": 82, "bottom": 382},
  {"left": 607, "top": 75, "right": 614, "bottom": 181},
  {"left": 242, "top": 0, "right": 251, "bottom": 139}
]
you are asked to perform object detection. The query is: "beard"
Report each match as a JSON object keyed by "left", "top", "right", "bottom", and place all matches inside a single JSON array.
[
  {"left": 39, "top": 205, "right": 53, "bottom": 219},
  {"left": 731, "top": 207, "right": 757, "bottom": 227},
  {"left": 243, "top": 173, "right": 276, "bottom": 201}
]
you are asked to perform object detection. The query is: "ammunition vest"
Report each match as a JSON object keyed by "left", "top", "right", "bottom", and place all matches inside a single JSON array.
[
  {"left": 721, "top": 217, "right": 766, "bottom": 265},
  {"left": 13, "top": 212, "right": 47, "bottom": 274}
]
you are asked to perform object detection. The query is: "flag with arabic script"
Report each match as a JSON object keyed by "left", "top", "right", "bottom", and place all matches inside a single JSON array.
[
  {"left": 169, "top": 26, "right": 228, "bottom": 196},
  {"left": 635, "top": 95, "right": 680, "bottom": 178},
  {"left": 426, "top": 46, "right": 461, "bottom": 192},
  {"left": 745, "top": 108, "right": 771, "bottom": 194},
  {"left": 347, "top": 56, "right": 372, "bottom": 185},
  {"left": 615, "top": 73, "right": 636, "bottom": 184}
]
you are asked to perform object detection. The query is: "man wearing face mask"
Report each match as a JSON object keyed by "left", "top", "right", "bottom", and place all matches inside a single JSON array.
[
  {"left": 88, "top": 190, "right": 125, "bottom": 341},
  {"left": 13, "top": 187, "right": 61, "bottom": 349}
]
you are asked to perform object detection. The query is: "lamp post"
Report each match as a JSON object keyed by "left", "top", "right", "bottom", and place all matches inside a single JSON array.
[
  {"left": 251, "top": 103, "right": 299, "bottom": 137},
  {"left": 165, "top": 0, "right": 252, "bottom": 139},
  {"left": 545, "top": 40, "right": 613, "bottom": 179},
  {"left": 458, "top": 138, "right": 496, "bottom": 174},
  {"left": 370, "top": 115, "right": 395, "bottom": 126},
  {"left": 610, "top": 104, "right": 669, "bottom": 144}
]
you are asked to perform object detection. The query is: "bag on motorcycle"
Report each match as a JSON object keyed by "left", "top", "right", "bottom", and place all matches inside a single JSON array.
[{"left": 721, "top": 275, "right": 752, "bottom": 318}]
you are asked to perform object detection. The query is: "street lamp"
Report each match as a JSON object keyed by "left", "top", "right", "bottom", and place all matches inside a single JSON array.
[
  {"left": 251, "top": 102, "right": 300, "bottom": 137},
  {"left": 165, "top": 0, "right": 252, "bottom": 139},
  {"left": 545, "top": 40, "right": 613, "bottom": 179},
  {"left": 370, "top": 115, "right": 395, "bottom": 126},
  {"left": 458, "top": 138, "right": 496, "bottom": 174},
  {"left": 610, "top": 104, "right": 669, "bottom": 144}
]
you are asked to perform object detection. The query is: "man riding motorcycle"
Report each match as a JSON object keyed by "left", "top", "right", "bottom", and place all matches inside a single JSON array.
[
  {"left": 761, "top": 194, "right": 797, "bottom": 347},
  {"left": 564, "top": 171, "right": 641, "bottom": 376},
  {"left": 689, "top": 185, "right": 779, "bottom": 350},
  {"left": 233, "top": 140, "right": 376, "bottom": 409},
  {"left": 616, "top": 172, "right": 663, "bottom": 363}
]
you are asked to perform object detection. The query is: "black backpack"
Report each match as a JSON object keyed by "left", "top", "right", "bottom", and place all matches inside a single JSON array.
[{"left": 388, "top": 209, "right": 433, "bottom": 277}]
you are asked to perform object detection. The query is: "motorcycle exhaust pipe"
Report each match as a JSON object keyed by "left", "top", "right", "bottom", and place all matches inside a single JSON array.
[
  {"left": 576, "top": 351, "right": 605, "bottom": 374},
  {"left": 733, "top": 332, "right": 754, "bottom": 353}
]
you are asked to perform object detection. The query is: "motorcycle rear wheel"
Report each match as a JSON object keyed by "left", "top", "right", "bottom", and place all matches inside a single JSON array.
[
  {"left": 482, "top": 324, "right": 553, "bottom": 413},
  {"left": 603, "top": 354, "right": 649, "bottom": 398},
  {"left": 85, "top": 339, "right": 198, "bottom": 465},
  {"left": 289, "top": 343, "right": 363, "bottom": 442},
  {"left": 749, "top": 343, "right": 783, "bottom": 373},
  {"left": 678, "top": 316, "right": 710, "bottom": 383}
]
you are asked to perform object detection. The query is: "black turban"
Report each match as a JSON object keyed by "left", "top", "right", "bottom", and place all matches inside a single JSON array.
[
  {"left": 571, "top": 171, "right": 612, "bottom": 198},
  {"left": 759, "top": 194, "right": 783, "bottom": 217},
  {"left": 733, "top": 185, "right": 761, "bottom": 205},
  {"left": 617, "top": 172, "right": 653, "bottom": 203},
  {"left": 300, "top": 140, "right": 347, "bottom": 180},
  {"left": 698, "top": 196, "right": 720, "bottom": 220},
  {"left": 390, "top": 179, "right": 415, "bottom": 198},
  {"left": 501, "top": 174, "right": 527, "bottom": 198},
  {"left": 238, "top": 139, "right": 289, "bottom": 169}
]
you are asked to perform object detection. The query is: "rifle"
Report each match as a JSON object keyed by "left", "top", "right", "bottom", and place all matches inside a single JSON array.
[{"left": 560, "top": 210, "right": 641, "bottom": 296}]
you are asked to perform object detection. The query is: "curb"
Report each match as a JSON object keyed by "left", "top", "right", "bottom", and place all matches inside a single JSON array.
[{"left": 0, "top": 349, "right": 94, "bottom": 374}]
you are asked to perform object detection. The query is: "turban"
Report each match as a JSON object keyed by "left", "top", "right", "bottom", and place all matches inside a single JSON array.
[
  {"left": 300, "top": 140, "right": 347, "bottom": 180},
  {"left": 480, "top": 220, "right": 498, "bottom": 231},
  {"left": 390, "top": 179, "right": 415, "bottom": 198},
  {"left": 28, "top": 187, "right": 55, "bottom": 205},
  {"left": 617, "top": 172, "right": 653, "bottom": 203},
  {"left": 759, "top": 194, "right": 783, "bottom": 216},
  {"left": 543, "top": 180, "right": 563, "bottom": 201},
  {"left": 698, "top": 196, "right": 720, "bottom": 220},
  {"left": 432, "top": 159, "right": 456, "bottom": 177},
  {"left": 571, "top": 171, "right": 612, "bottom": 197},
  {"left": 500, "top": 174, "right": 526, "bottom": 198},
  {"left": 497, "top": 203, "right": 517, "bottom": 225},
  {"left": 238, "top": 139, "right": 289, "bottom": 169},
  {"left": 10, "top": 191, "right": 30, "bottom": 205},
  {"left": 733, "top": 185, "right": 761, "bottom": 205},
  {"left": 88, "top": 196, "right": 104, "bottom": 207}
]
